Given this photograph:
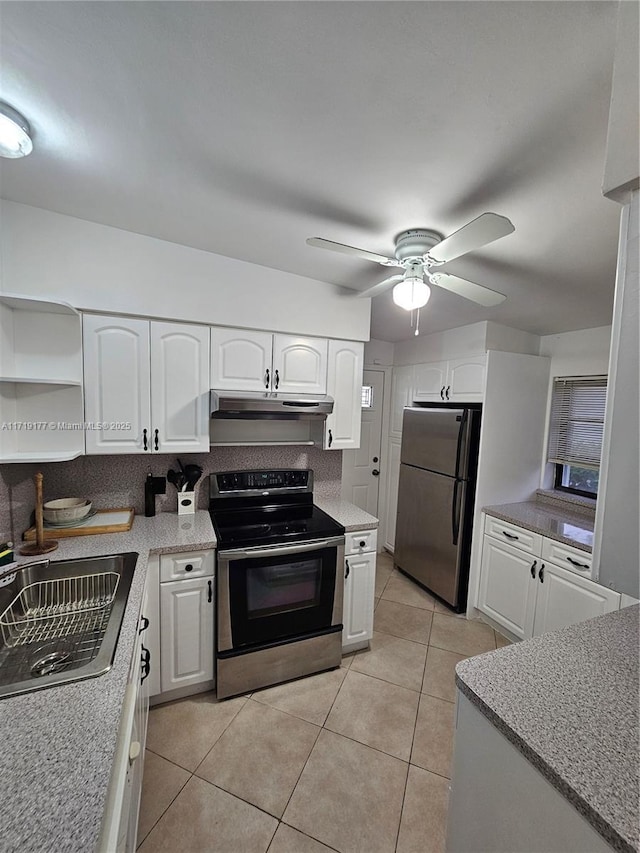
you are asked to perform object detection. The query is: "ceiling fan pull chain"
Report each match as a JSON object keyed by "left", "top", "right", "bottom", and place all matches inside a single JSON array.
[{"left": 415, "top": 308, "right": 420, "bottom": 336}]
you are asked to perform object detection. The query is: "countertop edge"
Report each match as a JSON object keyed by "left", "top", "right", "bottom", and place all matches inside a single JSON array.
[
  {"left": 482, "top": 504, "right": 593, "bottom": 553},
  {"left": 314, "top": 498, "right": 379, "bottom": 532}
]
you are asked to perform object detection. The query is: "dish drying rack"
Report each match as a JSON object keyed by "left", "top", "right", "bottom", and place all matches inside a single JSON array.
[{"left": 0, "top": 572, "right": 120, "bottom": 648}]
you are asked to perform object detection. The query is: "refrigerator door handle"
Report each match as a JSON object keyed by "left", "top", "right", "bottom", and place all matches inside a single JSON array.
[
  {"left": 452, "top": 479, "right": 462, "bottom": 546},
  {"left": 454, "top": 408, "right": 468, "bottom": 480}
]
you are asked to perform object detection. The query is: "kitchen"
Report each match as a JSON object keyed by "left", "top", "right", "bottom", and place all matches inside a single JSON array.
[{"left": 0, "top": 2, "right": 638, "bottom": 853}]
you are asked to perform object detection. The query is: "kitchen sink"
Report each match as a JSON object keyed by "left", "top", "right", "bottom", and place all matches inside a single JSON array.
[{"left": 0, "top": 552, "right": 138, "bottom": 700}]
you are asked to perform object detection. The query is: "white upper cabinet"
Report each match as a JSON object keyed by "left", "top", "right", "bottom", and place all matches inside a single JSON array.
[
  {"left": 413, "top": 361, "right": 447, "bottom": 402},
  {"left": 447, "top": 355, "right": 486, "bottom": 401},
  {"left": 324, "top": 340, "right": 364, "bottom": 450},
  {"left": 151, "top": 323, "right": 210, "bottom": 453},
  {"left": 210, "top": 328, "right": 328, "bottom": 394},
  {"left": 84, "top": 315, "right": 152, "bottom": 455},
  {"left": 272, "top": 334, "right": 328, "bottom": 394},
  {"left": 210, "top": 328, "right": 272, "bottom": 392},
  {"left": 412, "top": 355, "right": 486, "bottom": 403},
  {"left": 84, "top": 315, "right": 209, "bottom": 454}
]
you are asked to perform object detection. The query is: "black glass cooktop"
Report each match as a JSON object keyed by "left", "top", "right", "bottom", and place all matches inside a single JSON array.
[{"left": 211, "top": 504, "right": 344, "bottom": 549}]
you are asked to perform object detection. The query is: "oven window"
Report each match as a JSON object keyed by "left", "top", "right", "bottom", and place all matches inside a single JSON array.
[
  {"left": 227, "top": 545, "right": 339, "bottom": 649},
  {"left": 246, "top": 558, "right": 322, "bottom": 619}
]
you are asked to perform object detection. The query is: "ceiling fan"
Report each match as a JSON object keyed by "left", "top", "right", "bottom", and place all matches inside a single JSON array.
[{"left": 307, "top": 213, "right": 515, "bottom": 327}]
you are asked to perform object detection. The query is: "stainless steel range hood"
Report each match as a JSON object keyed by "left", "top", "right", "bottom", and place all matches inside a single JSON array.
[{"left": 211, "top": 391, "right": 334, "bottom": 420}]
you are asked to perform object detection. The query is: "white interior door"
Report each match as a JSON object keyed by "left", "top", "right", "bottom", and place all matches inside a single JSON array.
[{"left": 341, "top": 369, "right": 384, "bottom": 516}]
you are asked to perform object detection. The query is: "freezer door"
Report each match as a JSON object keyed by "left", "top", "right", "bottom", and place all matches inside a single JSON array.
[
  {"left": 394, "top": 464, "right": 466, "bottom": 606},
  {"left": 400, "top": 407, "right": 467, "bottom": 477}
]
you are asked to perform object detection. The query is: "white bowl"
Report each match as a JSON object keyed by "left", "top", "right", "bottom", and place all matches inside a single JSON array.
[{"left": 43, "top": 498, "right": 92, "bottom": 523}]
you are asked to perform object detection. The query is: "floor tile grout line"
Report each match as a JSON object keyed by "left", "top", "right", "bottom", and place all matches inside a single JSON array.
[
  {"left": 186, "top": 695, "right": 251, "bottom": 777},
  {"left": 136, "top": 766, "right": 192, "bottom": 848},
  {"left": 392, "top": 756, "right": 412, "bottom": 853},
  {"left": 278, "top": 819, "right": 342, "bottom": 852}
]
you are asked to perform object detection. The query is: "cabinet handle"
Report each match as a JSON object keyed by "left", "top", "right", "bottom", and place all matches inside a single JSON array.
[
  {"left": 345, "top": 559, "right": 350, "bottom": 579},
  {"left": 359, "top": 540, "right": 366, "bottom": 548},
  {"left": 208, "top": 579, "right": 212, "bottom": 603},
  {"left": 184, "top": 563, "right": 193, "bottom": 572},
  {"left": 143, "top": 428, "right": 148, "bottom": 451},
  {"left": 502, "top": 531, "right": 519, "bottom": 541},
  {"left": 539, "top": 564, "right": 545, "bottom": 583},
  {"left": 140, "top": 645, "right": 151, "bottom": 681},
  {"left": 328, "top": 429, "right": 333, "bottom": 448},
  {"left": 154, "top": 428, "right": 159, "bottom": 451},
  {"left": 274, "top": 369, "right": 280, "bottom": 389},
  {"left": 445, "top": 385, "right": 450, "bottom": 400},
  {"left": 440, "top": 386, "right": 445, "bottom": 400},
  {"left": 530, "top": 560, "right": 537, "bottom": 579},
  {"left": 566, "top": 556, "right": 590, "bottom": 570},
  {"left": 265, "top": 368, "right": 270, "bottom": 389},
  {"left": 138, "top": 615, "right": 149, "bottom": 634}
]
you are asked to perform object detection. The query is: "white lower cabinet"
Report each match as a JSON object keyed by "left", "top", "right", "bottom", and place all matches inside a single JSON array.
[
  {"left": 342, "top": 529, "right": 377, "bottom": 653},
  {"left": 478, "top": 515, "right": 620, "bottom": 639},
  {"left": 99, "top": 606, "right": 150, "bottom": 853},
  {"left": 160, "top": 576, "right": 214, "bottom": 692}
]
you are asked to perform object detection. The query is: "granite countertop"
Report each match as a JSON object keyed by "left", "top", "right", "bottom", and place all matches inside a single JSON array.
[
  {"left": 314, "top": 498, "right": 378, "bottom": 531},
  {"left": 0, "top": 511, "right": 217, "bottom": 853},
  {"left": 456, "top": 605, "right": 640, "bottom": 853},
  {"left": 483, "top": 497, "right": 594, "bottom": 552}
]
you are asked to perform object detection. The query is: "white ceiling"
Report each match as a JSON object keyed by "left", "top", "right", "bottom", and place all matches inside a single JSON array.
[{"left": 0, "top": 1, "right": 621, "bottom": 342}]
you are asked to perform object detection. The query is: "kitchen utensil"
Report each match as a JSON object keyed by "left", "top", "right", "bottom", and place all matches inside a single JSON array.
[
  {"left": 184, "top": 464, "right": 203, "bottom": 491},
  {"left": 43, "top": 498, "right": 92, "bottom": 524},
  {"left": 167, "top": 468, "right": 186, "bottom": 491},
  {"left": 20, "top": 473, "right": 58, "bottom": 556},
  {"left": 43, "top": 510, "right": 98, "bottom": 529}
]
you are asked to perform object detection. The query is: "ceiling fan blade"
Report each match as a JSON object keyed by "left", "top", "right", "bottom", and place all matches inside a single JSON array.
[
  {"left": 306, "top": 237, "right": 397, "bottom": 266},
  {"left": 356, "top": 274, "right": 404, "bottom": 299},
  {"left": 428, "top": 213, "right": 514, "bottom": 264},
  {"left": 430, "top": 273, "right": 506, "bottom": 307}
]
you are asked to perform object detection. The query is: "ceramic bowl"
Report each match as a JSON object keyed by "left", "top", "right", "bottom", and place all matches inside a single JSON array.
[{"left": 42, "top": 498, "right": 92, "bottom": 523}]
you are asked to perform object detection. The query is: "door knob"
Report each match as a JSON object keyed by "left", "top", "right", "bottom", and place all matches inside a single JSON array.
[{"left": 372, "top": 469, "right": 380, "bottom": 476}]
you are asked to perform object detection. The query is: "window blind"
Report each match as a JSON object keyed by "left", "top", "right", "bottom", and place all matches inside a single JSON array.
[{"left": 547, "top": 376, "right": 607, "bottom": 469}]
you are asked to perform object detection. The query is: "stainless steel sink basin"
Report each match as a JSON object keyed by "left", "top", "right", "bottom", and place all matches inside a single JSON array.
[{"left": 0, "top": 552, "right": 138, "bottom": 699}]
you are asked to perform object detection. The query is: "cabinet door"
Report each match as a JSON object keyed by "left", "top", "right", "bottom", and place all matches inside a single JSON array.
[
  {"left": 324, "top": 340, "right": 364, "bottom": 450},
  {"left": 143, "top": 556, "right": 161, "bottom": 699},
  {"left": 446, "top": 355, "right": 486, "bottom": 402},
  {"left": 210, "top": 328, "right": 273, "bottom": 392},
  {"left": 83, "top": 315, "right": 151, "bottom": 454},
  {"left": 383, "top": 438, "right": 402, "bottom": 551},
  {"left": 389, "top": 365, "right": 414, "bottom": 439},
  {"left": 272, "top": 334, "right": 328, "bottom": 394},
  {"left": 343, "top": 550, "right": 376, "bottom": 650},
  {"left": 413, "top": 361, "right": 447, "bottom": 402},
  {"left": 478, "top": 537, "right": 538, "bottom": 639},
  {"left": 532, "top": 562, "right": 620, "bottom": 636},
  {"left": 160, "top": 577, "right": 214, "bottom": 692},
  {"left": 150, "top": 322, "right": 209, "bottom": 454}
]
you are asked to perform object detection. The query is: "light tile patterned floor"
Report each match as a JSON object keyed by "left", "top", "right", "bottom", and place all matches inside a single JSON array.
[{"left": 138, "top": 552, "right": 511, "bottom": 853}]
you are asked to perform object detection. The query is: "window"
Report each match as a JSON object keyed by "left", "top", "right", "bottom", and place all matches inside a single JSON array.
[
  {"left": 547, "top": 376, "right": 607, "bottom": 497},
  {"left": 361, "top": 385, "right": 373, "bottom": 408}
]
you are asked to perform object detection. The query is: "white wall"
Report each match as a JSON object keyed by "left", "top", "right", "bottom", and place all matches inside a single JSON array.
[
  {"left": 539, "top": 326, "right": 611, "bottom": 377},
  {"left": 364, "top": 338, "right": 394, "bottom": 367},
  {"left": 393, "top": 321, "right": 540, "bottom": 366},
  {"left": 0, "top": 201, "right": 371, "bottom": 342}
]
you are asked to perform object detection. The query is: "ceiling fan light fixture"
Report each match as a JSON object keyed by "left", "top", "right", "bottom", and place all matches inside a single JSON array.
[
  {"left": 0, "top": 102, "right": 33, "bottom": 158},
  {"left": 392, "top": 275, "right": 431, "bottom": 310}
]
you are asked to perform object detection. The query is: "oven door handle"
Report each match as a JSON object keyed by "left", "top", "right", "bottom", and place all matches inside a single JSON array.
[{"left": 220, "top": 536, "right": 345, "bottom": 560}]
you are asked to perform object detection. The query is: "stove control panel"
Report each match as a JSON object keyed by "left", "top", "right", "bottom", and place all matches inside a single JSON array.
[{"left": 212, "top": 469, "right": 311, "bottom": 494}]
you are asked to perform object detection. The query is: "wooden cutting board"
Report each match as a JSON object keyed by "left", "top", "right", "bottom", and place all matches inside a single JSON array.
[{"left": 23, "top": 507, "right": 135, "bottom": 541}]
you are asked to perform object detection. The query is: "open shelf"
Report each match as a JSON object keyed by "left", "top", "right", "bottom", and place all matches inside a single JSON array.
[{"left": 0, "top": 377, "right": 82, "bottom": 386}]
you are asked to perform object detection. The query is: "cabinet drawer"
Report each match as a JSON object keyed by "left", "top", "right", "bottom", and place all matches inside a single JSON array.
[
  {"left": 160, "top": 550, "right": 214, "bottom": 582},
  {"left": 541, "top": 538, "right": 592, "bottom": 575},
  {"left": 345, "top": 530, "right": 378, "bottom": 556},
  {"left": 484, "top": 516, "right": 542, "bottom": 555}
]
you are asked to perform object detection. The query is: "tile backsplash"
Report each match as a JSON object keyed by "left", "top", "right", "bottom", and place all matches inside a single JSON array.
[{"left": 0, "top": 447, "right": 342, "bottom": 542}]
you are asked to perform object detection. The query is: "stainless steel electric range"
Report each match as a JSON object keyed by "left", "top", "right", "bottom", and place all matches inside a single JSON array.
[{"left": 209, "top": 469, "right": 345, "bottom": 699}]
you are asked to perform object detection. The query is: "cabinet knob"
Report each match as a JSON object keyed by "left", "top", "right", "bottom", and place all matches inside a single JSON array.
[
  {"left": 184, "top": 563, "right": 193, "bottom": 572},
  {"left": 359, "top": 540, "right": 366, "bottom": 548}
]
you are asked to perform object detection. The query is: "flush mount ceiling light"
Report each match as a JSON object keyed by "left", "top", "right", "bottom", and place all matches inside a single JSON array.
[{"left": 0, "top": 102, "right": 33, "bottom": 158}]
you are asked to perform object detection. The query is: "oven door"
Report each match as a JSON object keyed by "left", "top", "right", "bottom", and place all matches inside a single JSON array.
[{"left": 217, "top": 536, "right": 345, "bottom": 652}]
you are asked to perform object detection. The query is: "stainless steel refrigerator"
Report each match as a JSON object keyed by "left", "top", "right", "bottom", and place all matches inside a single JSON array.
[{"left": 395, "top": 405, "right": 482, "bottom": 612}]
